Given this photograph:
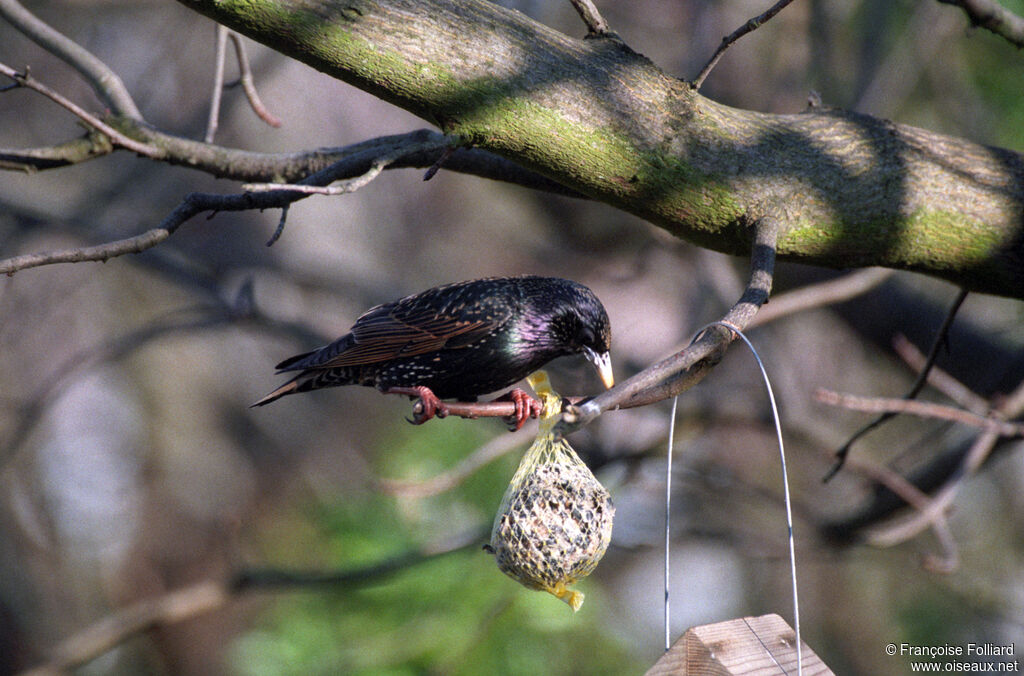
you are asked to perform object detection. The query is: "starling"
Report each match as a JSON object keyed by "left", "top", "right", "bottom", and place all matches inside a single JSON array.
[{"left": 252, "top": 276, "right": 613, "bottom": 427}]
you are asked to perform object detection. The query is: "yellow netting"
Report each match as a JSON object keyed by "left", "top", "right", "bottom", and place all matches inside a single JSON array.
[{"left": 488, "top": 371, "right": 614, "bottom": 612}]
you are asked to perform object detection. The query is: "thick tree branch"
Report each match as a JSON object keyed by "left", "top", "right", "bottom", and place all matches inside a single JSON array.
[{"left": 174, "top": 0, "right": 1024, "bottom": 299}]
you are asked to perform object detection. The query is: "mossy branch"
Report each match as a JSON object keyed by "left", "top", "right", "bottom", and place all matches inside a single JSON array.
[{"left": 171, "top": 0, "right": 1019, "bottom": 299}]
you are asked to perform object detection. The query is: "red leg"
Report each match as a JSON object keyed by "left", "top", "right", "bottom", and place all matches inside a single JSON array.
[
  {"left": 385, "top": 386, "right": 450, "bottom": 424},
  {"left": 495, "top": 388, "right": 543, "bottom": 431}
]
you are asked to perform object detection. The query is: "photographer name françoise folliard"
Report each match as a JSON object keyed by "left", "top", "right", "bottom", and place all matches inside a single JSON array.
[{"left": 887, "top": 642, "right": 1019, "bottom": 672}]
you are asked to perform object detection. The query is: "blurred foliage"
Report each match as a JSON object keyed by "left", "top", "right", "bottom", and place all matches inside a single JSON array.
[{"left": 231, "top": 422, "right": 642, "bottom": 675}]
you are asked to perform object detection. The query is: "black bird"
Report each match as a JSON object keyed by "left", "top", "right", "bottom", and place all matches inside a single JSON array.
[{"left": 252, "top": 276, "right": 613, "bottom": 428}]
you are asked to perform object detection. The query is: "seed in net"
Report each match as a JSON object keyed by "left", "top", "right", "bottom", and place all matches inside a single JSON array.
[{"left": 489, "top": 460, "right": 614, "bottom": 611}]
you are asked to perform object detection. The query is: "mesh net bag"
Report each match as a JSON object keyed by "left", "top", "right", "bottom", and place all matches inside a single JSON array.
[{"left": 487, "top": 371, "right": 614, "bottom": 612}]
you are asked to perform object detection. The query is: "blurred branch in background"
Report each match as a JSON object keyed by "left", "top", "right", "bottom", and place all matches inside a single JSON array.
[
  {"left": 205, "top": 25, "right": 282, "bottom": 142},
  {"left": 937, "top": 0, "right": 1024, "bottom": 48},
  {"left": 823, "top": 288, "right": 970, "bottom": 481},
  {"left": 819, "top": 366, "right": 1024, "bottom": 566},
  {"left": 18, "top": 529, "right": 484, "bottom": 676}
]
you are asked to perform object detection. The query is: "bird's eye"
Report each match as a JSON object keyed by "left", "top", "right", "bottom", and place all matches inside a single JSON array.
[{"left": 579, "top": 327, "right": 596, "bottom": 346}]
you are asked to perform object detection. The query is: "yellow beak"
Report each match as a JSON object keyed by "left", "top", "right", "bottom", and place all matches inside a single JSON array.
[{"left": 584, "top": 348, "right": 614, "bottom": 389}]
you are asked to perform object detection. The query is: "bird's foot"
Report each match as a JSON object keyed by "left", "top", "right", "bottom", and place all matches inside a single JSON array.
[
  {"left": 495, "top": 388, "right": 543, "bottom": 431},
  {"left": 385, "top": 386, "right": 450, "bottom": 424}
]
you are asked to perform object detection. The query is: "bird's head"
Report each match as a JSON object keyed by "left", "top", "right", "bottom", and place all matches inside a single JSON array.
[
  {"left": 522, "top": 277, "right": 614, "bottom": 390},
  {"left": 559, "top": 285, "right": 613, "bottom": 390}
]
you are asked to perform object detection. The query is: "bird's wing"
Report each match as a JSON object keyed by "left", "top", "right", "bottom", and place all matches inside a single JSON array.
[{"left": 312, "top": 300, "right": 508, "bottom": 368}]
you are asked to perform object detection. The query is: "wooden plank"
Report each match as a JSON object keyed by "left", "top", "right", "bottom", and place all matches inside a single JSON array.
[{"left": 645, "top": 614, "right": 834, "bottom": 675}]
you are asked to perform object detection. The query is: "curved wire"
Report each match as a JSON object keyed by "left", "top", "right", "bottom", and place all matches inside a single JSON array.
[{"left": 665, "top": 322, "right": 802, "bottom": 675}]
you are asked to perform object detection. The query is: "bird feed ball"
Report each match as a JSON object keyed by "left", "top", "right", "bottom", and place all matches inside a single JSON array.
[{"left": 487, "top": 372, "right": 614, "bottom": 611}]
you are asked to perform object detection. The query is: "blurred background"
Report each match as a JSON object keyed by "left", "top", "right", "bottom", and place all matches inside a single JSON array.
[{"left": 2, "top": 0, "right": 1024, "bottom": 674}]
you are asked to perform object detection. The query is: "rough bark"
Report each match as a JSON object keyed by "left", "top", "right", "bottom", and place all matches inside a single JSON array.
[{"left": 177, "top": 0, "right": 1024, "bottom": 299}]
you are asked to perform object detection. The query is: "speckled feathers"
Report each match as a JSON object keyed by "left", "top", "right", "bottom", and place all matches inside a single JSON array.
[{"left": 253, "top": 276, "right": 612, "bottom": 406}]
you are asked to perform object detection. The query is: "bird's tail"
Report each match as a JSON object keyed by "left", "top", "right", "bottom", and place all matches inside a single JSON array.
[{"left": 250, "top": 379, "right": 300, "bottom": 407}]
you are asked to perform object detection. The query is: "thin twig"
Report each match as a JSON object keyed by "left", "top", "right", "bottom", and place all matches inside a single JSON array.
[
  {"left": 824, "top": 287, "right": 969, "bottom": 481},
  {"left": 568, "top": 0, "right": 610, "bottom": 36},
  {"left": 835, "top": 452, "right": 959, "bottom": 568},
  {"left": 423, "top": 145, "right": 454, "bottom": 181},
  {"left": 0, "top": 62, "right": 160, "bottom": 158},
  {"left": 865, "top": 429, "right": 1000, "bottom": 549},
  {"left": 937, "top": 0, "right": 1024, "bottom": 48},
  {"left": 0, "top": 135, "right": 451, "bottom": 274},
  {"left": 749, "top": 268, "right": 894, "bottom": 328},
  {"left": 267, "top": 205, "right": 290, "bottom": 246},
  {"left": 250, "top": 136, "right": 448, "bottom": 244},
  {"left": 557, "top": 216, "right": 778, "bottom": 437},
  {"left": 691, "top": 0, "right": 799, "bottom": 91},
  {"left": 852, "top": 378, "right": 1024, "bottom": 554},
  {"left": 244, "top": 139, "right": 446, "bottom": 195},
  {"left": 0, "top": 226, "right": 172, "bottom": 275},
  {"left": 227, "top": 31, "right": 282, "bottom": 127},
  {"left": 815, "top": 388, "right": 1024, "bottom": 437},
  {"left": 205, "top": 25, "right": 229, "bottom": 143},
  {"left": 0, "top": 0, "right": 141, "bottom": 118},
  {"left": 891, "top": 334, "right": 990, "bottom": 415}
]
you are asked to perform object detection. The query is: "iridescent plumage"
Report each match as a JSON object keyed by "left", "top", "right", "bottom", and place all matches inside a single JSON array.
[{"left": 252, "top": 276, "right": 613, "bottom": 414}]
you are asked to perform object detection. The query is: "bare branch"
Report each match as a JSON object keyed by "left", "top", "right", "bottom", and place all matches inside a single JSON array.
[
  {"left": 691, "top": 0, "right": 800, "bottom": 90},
  {"left": 891, "top": 334, "right": 991, "bottom": 415},
  {"left": 748, "top": 268, "right": 894, "bottom": 328},
  {"left": 557, "top": 216, "right": 777, "bottom": 436},
  {"left": 814, "top": 388, "right": 1024, "bottom": 437},
  {"left": 0, "top": 134, "right": 452, "bottom": 275},
  {"left": 0, "top": 226, "right": 172, "bottom": 275},
  {"left": 568, "top": 0, "right": 610, "bottom": 37},
  {"left": 0, "top": 0, "right": 142, "bottom": 118},
  {"left": 824, "top": 287, "right": 970, "bottom": 481},
  {"left": 19, "top": 581, "right": 229, "bottom": 676},
  {"left": 828, "top": 377, "right": 1024, "bottom": 552},
  {"left": 937, "top": 0, "right": 1024, "bottom": 48},
  {"left": 205, "top": 24, "right": 229, "bottom": 143},
  {"left": 841, "top": 454, "right": 958, "bottom": 569},
  {"left": 226, "top": 31, "right": 282, "bottom": 128},
  {"left": 244, "top": 138, "right": 447, "bottom": 195},
  {"left": 865, "top": 428, "right": 1000, "bottom": 549},
  {"left": 0, "top": 134, "right": 113, "bottom": 172},
  {"left": 0, "top": 62, "right": 160, "bottom": 157}
]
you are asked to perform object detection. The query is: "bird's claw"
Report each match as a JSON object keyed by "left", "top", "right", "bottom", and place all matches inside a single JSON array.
[
  {"left": 499, "top": 388, "right": 543, "bottom": 431},
  {"left": 387, "top": 386, "right": 449, "bottom": 425}
]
